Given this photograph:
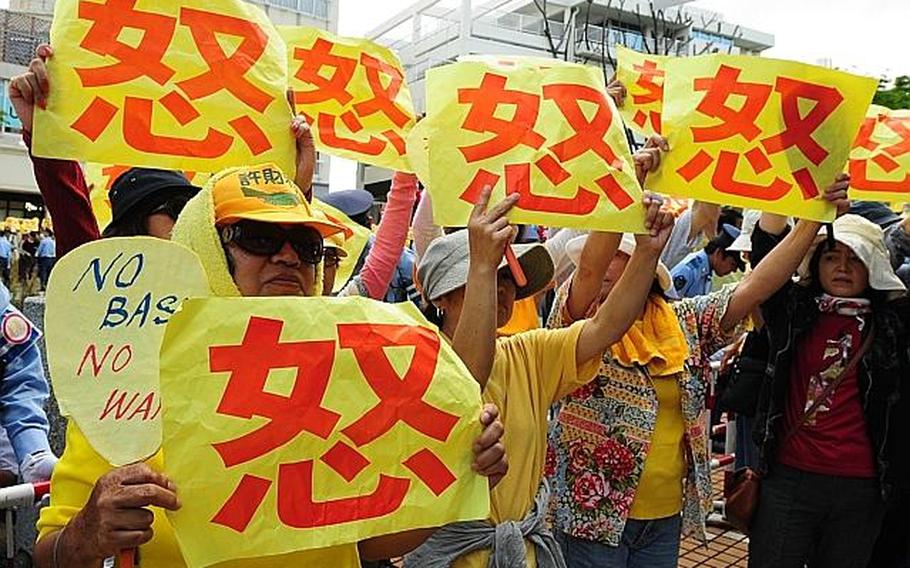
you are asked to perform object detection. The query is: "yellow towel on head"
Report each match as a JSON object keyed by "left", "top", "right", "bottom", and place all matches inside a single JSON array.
[
  {"left": 170, "top": 171, "right": 242, "bottom": 298},
  {"left": 610, "top": 295, "right": 689, "bottom": 377}
]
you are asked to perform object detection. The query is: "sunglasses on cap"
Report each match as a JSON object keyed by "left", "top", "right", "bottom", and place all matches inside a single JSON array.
[{"left": 220, "top": 221, "right": 324, "bottom": 265}]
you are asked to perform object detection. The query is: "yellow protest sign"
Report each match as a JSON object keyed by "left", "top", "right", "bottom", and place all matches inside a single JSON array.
[
  {"left": 424, "top": 60, "right": 646, "bottom": 232},
  {"left": 83, "top": 164, "right": 212, "bottom": 232},
  {"left": 615, "top": 46, "right": 667, "bottom": 137},
  {"left": 161, "top": 297, "right": 489, "bottom": 567},
  {"left": 33, "top": 0, "right": 295, "bottom": 175},
  {"left": 282, "top": 27, "right": 416, "bottom": 172},
  {"left": 311, "top": 199, "right": 371, "bottom": 294},
  {"left": 45, "top": 238, "right": 209, "bottom": 466},
  {"left": 406, "top": 118, "right": 432, "bottom": 188},
  {"left": 650, "top": 53, "right": 877, "bottom": 221},
  {"left": 848, "top": 104, "right": 910, "bottom": 202}
]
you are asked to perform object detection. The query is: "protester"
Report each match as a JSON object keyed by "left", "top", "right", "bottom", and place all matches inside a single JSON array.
[
  {"left": 328, "top": 173, "right": 421, "bottom": 302},
  {"left": 740, "top": 178, "right": 910, "bottom": 568},
  {"left": 404, "top": 143, "right": 675, "bottom": 567},
  {"left": 0, "top": 230, "right": 12, "bottom": 285},
  {"left": 670, "top": 223, "right": 745, "bottom": 298},
  {"left": 35, "top": 230, "right": 55, "bottom": 290},
  {"left": 0, "top": 281, "right": 56, "bottom": 483},
  {"left": 34, "top": 165, "right": 509, "bottom": 568},
  {"left": 18, "top": 232, "right": 37, "bottom": 285}
]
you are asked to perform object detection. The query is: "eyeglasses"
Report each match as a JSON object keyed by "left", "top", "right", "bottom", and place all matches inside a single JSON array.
[
  {"left": 149, "top": 194, "right": 191, "bottom": 220},
  {"left": 220, "top": 221, "right": 324, "bottom": 265},
  {"left": 323, "top": 248, "right": 342, "bottom": 268}
]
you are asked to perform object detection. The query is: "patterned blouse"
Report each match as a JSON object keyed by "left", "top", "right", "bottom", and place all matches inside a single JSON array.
[{"left": 545, "top": 279, "right": 738, "bottom": 546}]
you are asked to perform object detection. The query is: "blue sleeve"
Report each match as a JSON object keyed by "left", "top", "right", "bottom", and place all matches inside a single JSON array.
[
  {"left": 671, "top": 263, "right": 695, "bottom": 298},
  {"left": 0, "top": 313, "right": 51, "bottom": 463}
]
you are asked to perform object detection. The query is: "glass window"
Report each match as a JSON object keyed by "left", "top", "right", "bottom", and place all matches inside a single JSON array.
[{"left": 314, "top": 0, "right": 329, "bottom": 19}]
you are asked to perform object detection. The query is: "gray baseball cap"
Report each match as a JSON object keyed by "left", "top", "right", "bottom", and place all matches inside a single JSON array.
[{"left": 417, "top": 230, "right": 554, "bottom": 302}]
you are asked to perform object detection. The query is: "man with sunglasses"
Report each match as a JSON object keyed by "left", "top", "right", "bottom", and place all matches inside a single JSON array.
[{"left": 35, "top": 163, "right": 509, "bottom": 568}]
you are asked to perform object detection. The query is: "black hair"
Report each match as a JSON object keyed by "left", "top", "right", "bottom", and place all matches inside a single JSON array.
[
  {"left": 718, "top": 207, "right": 743, "bottom": 231},
  {"left": 350, "top": 211, "right": 371, "bottom": 229},
  {"left": 806, "top": 244, "right": 888, "bottom": 307},
  {"left": 704, "top": 234, "right": 728, "bottom": 255},
  {"left": 102, "top": 214, "right": 149, "bottom": 238}
]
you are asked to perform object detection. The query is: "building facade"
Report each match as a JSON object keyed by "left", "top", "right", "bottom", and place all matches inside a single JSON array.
[{"left": 357, "top": 0, "right": 775, "bottom": 192}]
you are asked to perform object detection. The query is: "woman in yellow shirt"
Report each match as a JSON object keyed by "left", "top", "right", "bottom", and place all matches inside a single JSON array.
[{"left": 404, "top": 180, "right": 676, "bottom": 568}]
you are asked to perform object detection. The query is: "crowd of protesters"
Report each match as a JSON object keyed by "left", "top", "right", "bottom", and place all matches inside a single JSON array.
[{"left": 0, "top": 41, "right": 905, "bottom": 568}]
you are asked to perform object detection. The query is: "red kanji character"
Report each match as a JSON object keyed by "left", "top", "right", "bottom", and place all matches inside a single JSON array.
[
  {"left": 337, "top": 323, "right": 458, "bottom": 446},
  {"left": 457, "top": 73, "right": 546, "bottom": 162},
  {"left": 292, "top": 38, "right": 358, "bottom": 106},
  {"left": 209, "top": 316, "right": 341, "bottom": 468},
  {"left": 353, "top": 53, "right": 412, "bottom": 129},
  {"left": 543, "top": 83, "right": 622, "bottom": 164},
  {"left": 630, "top": 59, "right": 663, "bottom": 133},
  {"left": 176, "top": 8, "right": 274, "bottom": 113},
  {"left": 690, "top": 64, "right": 773, "bottom": 143},
  {"left": 760, "top": 77, "right": 843, "bottom": 166},
  {"left": 316, "top": 111, "right": 389, "bottom": 156},
  {"left": 849, "top": 113, "right": 910, "bottom": 193},
  {"left": 75, "top": 0, "right": 176, "bottom": 87}
]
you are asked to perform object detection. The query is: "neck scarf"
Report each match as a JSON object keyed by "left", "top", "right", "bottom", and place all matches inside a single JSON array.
[
  {"left": 816, "top": 294, "right": 872, "bottom": 318},
  {"left": 609, "top": 295, "right": 690, "bottom": 377}
]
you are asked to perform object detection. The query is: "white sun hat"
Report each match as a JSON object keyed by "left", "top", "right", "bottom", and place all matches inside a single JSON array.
[{"left": 797, "top": 214, "right": 906, "bottom": 292}]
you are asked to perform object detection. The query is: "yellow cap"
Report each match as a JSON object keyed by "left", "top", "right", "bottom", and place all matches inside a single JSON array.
[{"left": 212, "top": 163, "right": 341, "bottom": 237}]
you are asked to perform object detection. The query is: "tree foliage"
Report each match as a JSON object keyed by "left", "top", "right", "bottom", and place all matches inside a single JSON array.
[{"left": 873, "top": 76, "right": 910, "bottom": 110}]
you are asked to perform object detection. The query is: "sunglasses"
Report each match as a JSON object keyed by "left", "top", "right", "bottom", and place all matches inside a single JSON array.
[{"left": 220, "top": 221, "right": 324, "bottom": 265}]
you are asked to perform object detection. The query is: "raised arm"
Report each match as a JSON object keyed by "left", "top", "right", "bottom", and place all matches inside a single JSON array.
[
  {"left": 721, "top": 174, "right": 850, "bottom": 330},
  {"left": 11, "top": 45, "right": 100, "bottom": 256},
  {"left": 412, "top": 189, "right": 444, "bottom": 261},
  {"left": 356, "top": 172, "right": 419, "bottom": 299},
  {"left": 451, "top": 188, "right": 519, "bottom": 387},
  {"left": 575, "top": 193, "right": 674, "bottom": 365}
]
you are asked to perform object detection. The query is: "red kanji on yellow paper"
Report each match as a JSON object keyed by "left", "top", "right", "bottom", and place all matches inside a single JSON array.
[
  {"left": 281, "top": 27, "right": 417, "bottom": 172},
  {"left": 848, "top": 104, "right": 910, "bottom": 201},
  {"left": 422, "top": 59, "right": 645, "bottom": 232},
  {"left": 616, "top": 46, "right": 667, "bottom": 137},
  {"left": 161, "top": 297, "right": 489, "bottom": 567},
  {"left": 34, "top": 0, "right": 295, "bottom": 175},
  {"left": 650, "top": 54, "right": 877, "bottom": 221}
]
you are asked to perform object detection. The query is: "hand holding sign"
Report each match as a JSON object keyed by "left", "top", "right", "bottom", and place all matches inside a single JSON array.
[{"left": 45, "top": 238, "right": 209, "bottom": 466}]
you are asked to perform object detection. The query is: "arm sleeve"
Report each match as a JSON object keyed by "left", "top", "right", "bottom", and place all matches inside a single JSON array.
[
  {"left": 0, "top": 339, "right": 51, "bottom": 464},
  {"left": 22, "top": 131, "right": 100, "bottom": 257},
  {"left": 412, "top": 189, "right": 444, "bottom": 262},
  {"left": 497, "top": 322, "right": 601, "bottom": 408},
  {"left": 750, "top": 222, "right": 794, "bottom": 319},
  {"left": 357, "top": 172, "right": 418, "bottom": 300}
]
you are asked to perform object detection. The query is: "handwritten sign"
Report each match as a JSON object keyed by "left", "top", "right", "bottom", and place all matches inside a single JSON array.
[
  {"left": 281, "top": 26, "right": 416, "bottom": 172},
  {"left": 423, "top": 59, "right": 645, "bottom": 232},
  {"left": 311, "top": 199, "right": 371, "bottom": 294},
  {"left": 615, "top": 46, "right": 667, "bottom": 137},
  {"left": 45, "top": 238, "right": 209, "bottom": 466},
  {"left": 848, "top": 104, "right": 910, "bottom": 201},
  {"left": 161, "top": 296, "right": 489, "bottom": 567},
  {"left": 650, "top": 53, "right": 877, "bottom": 221},
  {"left": 33, "top": 0, "right": 295, "bottom": 174}
]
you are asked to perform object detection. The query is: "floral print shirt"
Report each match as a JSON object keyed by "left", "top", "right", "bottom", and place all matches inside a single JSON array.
[{"left": 545, "top": 280, "right": 738, "bottom": 546}]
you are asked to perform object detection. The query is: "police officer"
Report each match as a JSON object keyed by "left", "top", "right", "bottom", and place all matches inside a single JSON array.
[{"left": 670, "top": 223, "right": 745, "bottom": 298}]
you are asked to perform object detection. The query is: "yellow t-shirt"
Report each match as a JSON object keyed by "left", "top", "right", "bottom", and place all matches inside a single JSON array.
[
  {"left": 628, "top": 375, "right": 686, "bottom": 520},
  {"left": 38, "top": 422, "right": 359, "bottom": 567},
  {"left": 456, "top": 321, "right": 600, "bottom": 568},
  {"left": 497, "top": 297, "right": 540, "bottom": 336}
]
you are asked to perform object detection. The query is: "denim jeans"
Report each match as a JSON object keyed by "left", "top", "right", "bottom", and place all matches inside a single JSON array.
[
  {"left": 748, "top": 464, "right": 885, "bottom": 568},
  {"left": 556, "top": 514, "right": 682, "bottom": 568}
]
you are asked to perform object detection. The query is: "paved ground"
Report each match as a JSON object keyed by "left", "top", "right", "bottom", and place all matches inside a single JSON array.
[{"left": 679, "top": 468, "right": 750, "bottom": 567}]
